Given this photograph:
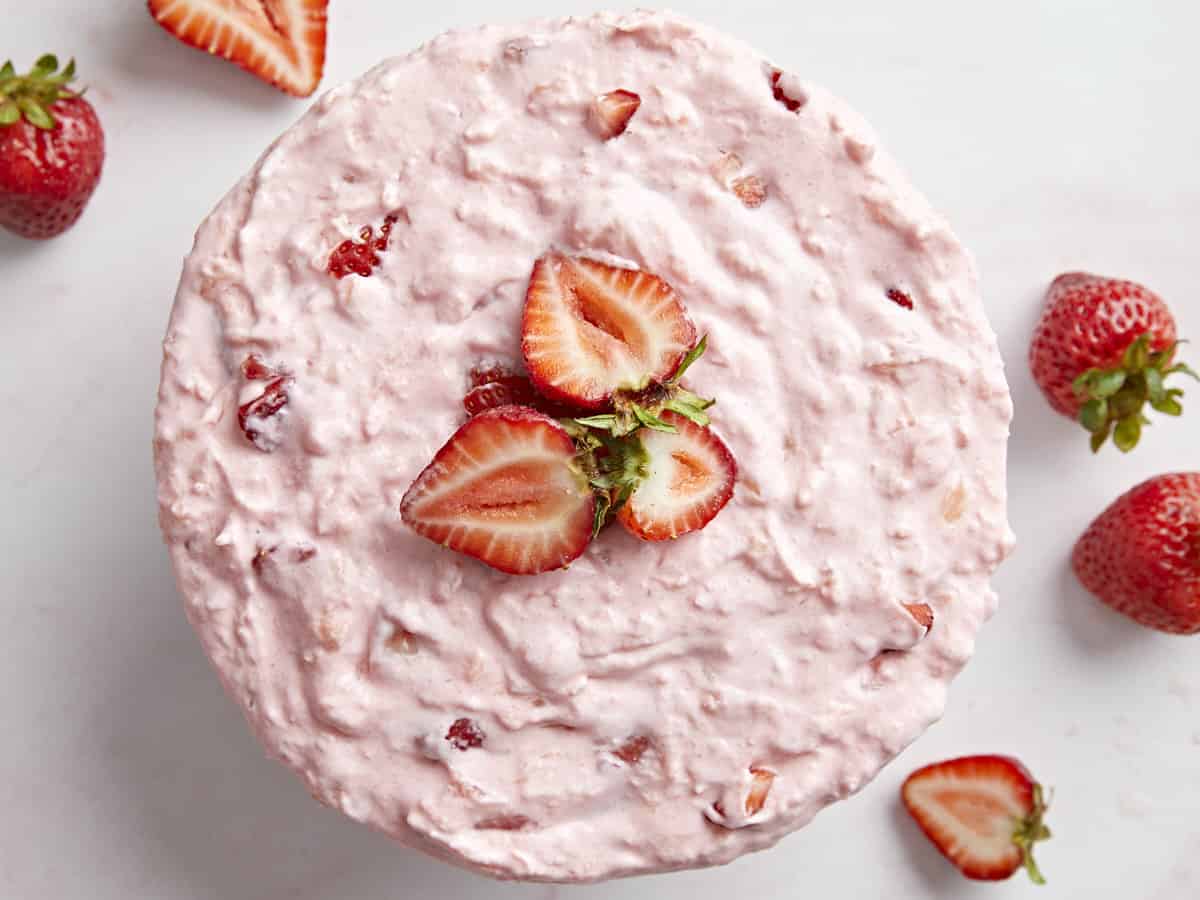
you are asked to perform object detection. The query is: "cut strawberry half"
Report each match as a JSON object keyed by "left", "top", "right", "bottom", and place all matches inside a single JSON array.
[
  {"left": 616, "top": 411, "right": 736, "bottom": 541},
  {"left": 902, "top": 755, "right": 1051, "bottom": 884},
  {"left": 522, "top": 252, "right": 697, "bottom": 410},
  {"left": 590, "top": 89, "right": 641, "bottom": 139},
  {"left": 399, "top": 406, "right": 596, "bottom": 575},
  {"left": 147, "top": 0, "right": 328, "bottom": 97}
]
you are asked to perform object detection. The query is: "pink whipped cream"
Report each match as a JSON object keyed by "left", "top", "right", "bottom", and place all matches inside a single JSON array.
[{"left": 154, "top": 9, "right": 1014, "bottom": 882}]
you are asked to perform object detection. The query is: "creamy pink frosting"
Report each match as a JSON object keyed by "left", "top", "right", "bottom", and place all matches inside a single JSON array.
[{"left": 154, "top": 9, "right": 1014, "bottom": 882}]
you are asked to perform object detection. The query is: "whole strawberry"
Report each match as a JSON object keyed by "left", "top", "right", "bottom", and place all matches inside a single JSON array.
[
  {"left": 1029, "top": 273, "right": 1195, "bottom": 452},
  {"left": 1073, "top": 473, "right": 1200, "bottom": 635},
  {"left": 0, "top": 55, "right": 104, "bottom": 240}
]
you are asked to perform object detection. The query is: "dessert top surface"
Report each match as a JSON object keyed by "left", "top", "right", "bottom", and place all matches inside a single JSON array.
[{"left": 154, "top": 9, "right": 1013, "bottom": 882}]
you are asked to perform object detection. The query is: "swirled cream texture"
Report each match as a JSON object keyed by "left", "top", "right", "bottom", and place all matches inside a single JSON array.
[{"left": 154, "top": 10, "right": 1014, "bottom": 882}]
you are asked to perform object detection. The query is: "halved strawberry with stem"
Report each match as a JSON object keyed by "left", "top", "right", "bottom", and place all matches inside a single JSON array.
[
  {"left": 399, "top": 406, "right": 595, "bottom": 575},
  {"left": 522, "top": 252, "right": 697, "bottom": 411},
  {"left": 902, "top": 755, "right": 1052, "bottom": 885},
  {"left": 147, "top": 0, "right": 329, "bottom": 97},
  {"left": 615, "top": 411, "right": 736, "bottom": 541}
]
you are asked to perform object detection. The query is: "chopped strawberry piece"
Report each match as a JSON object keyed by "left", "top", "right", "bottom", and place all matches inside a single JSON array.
[
  {"left": 463, "top": 375, "right": 541, "bottom": 416},
  {"left": 591, "top": 89, "right": 641, "bottom": 139},
  {"left": 147, "top": 0, "right": 329, "bottom": 97},
  {"left": 617, "top": 411, "right": 737, "bottom": 541},
  {"left": 902, "top": 755, "right": 1051, "bottom": 884},
  {"left": 903, "top": 602, "right": 934, "bottom": 631},
  {"left": 327, "top": 213, "right": 399, "bottom": 279},
  {"left": 238, "top": 375, "right": 291, "bottom": 452},
  {"left": 745, "top": 768, "right": 774, "bottom": 815},
  {"left": 887, "top": 287, "right": 915, "bottom": 310},
  {"left": 446, "top": 717, "right": 485, "bottom": 751},
  {"left": 770, "top": 68, "right": 805, "bottom": 111},
  {"left": 521, "top": 252, "right": 697, "bottom": 410},
  {"left": 731, "top": 174, "right": 767, "bottom": 208},
  {"left": 240, "top": 354, "right": 279, "bottom": 380},
  {"left": 400, "top": 405, "right": 596, "bottom": 574},
  {"left": 613, "top": 735, "right": 651, "bottom": 765},
  {"left": 475, "top": 814, "right": 532, "bottom": 831}
]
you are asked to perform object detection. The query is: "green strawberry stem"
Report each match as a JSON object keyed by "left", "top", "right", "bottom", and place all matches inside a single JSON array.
[
  {"left": 561, "top": 335, "right": 718, "bottom": 533},
  {"left": 1073, "top": 333, "right": 1197, "bottom": 453},
  {"left": 1012, "top": 784, "right": 1052, "bottom": 885},
  {"left": 0, "top": 54, "right": 79, "bottom": 130}
]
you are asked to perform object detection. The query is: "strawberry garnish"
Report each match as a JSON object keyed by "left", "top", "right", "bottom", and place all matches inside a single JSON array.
[
  {"left": 0, "top": 55, "right": 104, "bottom": 240},
  {"left": 1030, "top": 272, "right": 1195, "bottom": 452},
  {"left": 521, "top": 252, "right": 697, "bottom": 410},
  {"left": 903, "top": 602, "right": 934, "bottom": 631},
  {"left": 902, "top": 755, "right": 1052, "bottom": 884},
  {"left": 399, "top": 406, "right": 596, "bottom": 575},
  {"left": 1072, "top": 472, "right": 1200, "bottom": 635},
  {"left": 615, "top": 410, "right": 736, "bottom": 542},
  {"left": 590, "top": 89, "right": 641, "bottom": 140},
  {"left": 147, "top": 0, "right": 328, "bottom": 97}
]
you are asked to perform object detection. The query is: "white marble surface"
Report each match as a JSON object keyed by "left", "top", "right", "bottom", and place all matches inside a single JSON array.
[{"left": 2, "top": 2, "right": 1197, "bottom": 898}]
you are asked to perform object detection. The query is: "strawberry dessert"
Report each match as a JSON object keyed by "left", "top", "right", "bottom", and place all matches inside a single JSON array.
[{"left": 154, "top": 10, "right": 1014, "bottom": 881}]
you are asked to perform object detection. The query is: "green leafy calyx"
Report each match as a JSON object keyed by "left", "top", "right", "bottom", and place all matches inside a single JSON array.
[
  {"left": 0, "top": 54, "right": 79, "bottom": 131},
  {"left": 1011, "top": 783, "right": 1052, "bottom": 885},
  {"left": 1073, "top": 333, "right": 1197, "bottom": 454},
  {"left": 561, "top": 335, "right": 717, "bottom": 534}
]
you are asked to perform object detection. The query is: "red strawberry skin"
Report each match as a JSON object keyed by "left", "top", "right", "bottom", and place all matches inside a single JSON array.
[
  {"left": 617, "top": 411, "right": 736, "bottom": 541},
  {"left": 0, "top": 96, "right": 104, "bottom": 239},
  {"left": 1030, "top": 273, "right": 1177, "bottom": 418},
  {"left": 902, "top": 755, "right": 1049, "bottom": 883},
  {"left": 1072, "top": 473, "right": 1200, "bottom": 634},
  {"left": 400, "top": 406, "right": 595, "bottom": 575}
]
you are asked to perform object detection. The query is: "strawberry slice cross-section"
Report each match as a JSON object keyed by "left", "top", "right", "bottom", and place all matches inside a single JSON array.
[
  {"left": 147, "top": 0, "right": 329, "bottom": 97},
  {"left": 399, "top": 406, "right": 596, "bottom": 575},
  {"left": 616, "top": 410, "right": 736, "bottom": 541},
  {"left": 902, "top": 755, "right": 1052, "bottom": 884},
  {"left": 522, "top": 252, "right": 697, "bottom": 411}
]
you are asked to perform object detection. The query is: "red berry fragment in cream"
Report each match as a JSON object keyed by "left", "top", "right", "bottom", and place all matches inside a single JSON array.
[
  {"left": 327, "top": 214, "right": 399, "bottom": 279},
  {"left": 238, "top": 376, "right": 291, "bottom": 452},
  {"left": 447, "top": 717, "right": 485, "bottom": 750}
]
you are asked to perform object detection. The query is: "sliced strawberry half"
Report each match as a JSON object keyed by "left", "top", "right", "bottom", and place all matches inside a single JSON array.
[
  {"left": 616, "top": 411, "right": 736, "bottom": 541},
  {"left": 147, "top": 0, "right": 328, "bottom": 97},
  {"left": 399, "top": 406, "right": 595, "bottom": 575},
  {"left": 522, "top": 252, "right": 697, "bottom": 411},
  {"left": 590, "top": 89, "right": 641, "bottom": 139},
  {"left": 902, "top": 755, "right": 1051, "bottom": 884}
]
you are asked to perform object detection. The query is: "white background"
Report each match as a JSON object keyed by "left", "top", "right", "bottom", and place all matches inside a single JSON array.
[{"left": 3, "top": 1, "right": 1198, "bottom": 898}]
